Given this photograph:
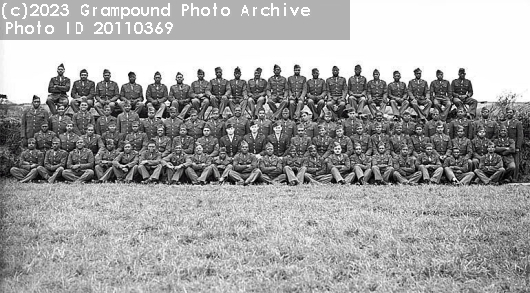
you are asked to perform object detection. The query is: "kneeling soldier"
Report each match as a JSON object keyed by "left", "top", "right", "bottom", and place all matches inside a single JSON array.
[
  {"left": 63, "top": 138, "right": 95, "bottom": 183},
  {"left": 112, "top": 141, "right": 139, "bottom": 183},
  {"left": 474, "top": 141, "right": 505, "bottom": 185},
  {"left": 41, "top": 137, "right": 68, "bottom": 183},
  {"left": 10, "top": 138, "right": 45, "bottom": 183},
  {"left": 138, "top": 140, "right": 163, "bottom": 184},
  {"left": 95, "top": 138, "right": 120, "bottom": 183},
  {"left": 416, "top": 142, "right": 443, "bottom": 184},
  {"left": 443, "top": 146, "right": 475, "bottom": 185}
]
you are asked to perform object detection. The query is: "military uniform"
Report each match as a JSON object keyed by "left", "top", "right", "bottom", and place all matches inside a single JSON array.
[
  {"left": 247, "top": 78, "right": 268, "bottom": 118},
  {"left": 226, "top": 116, "right": 249, "bottom": 137},
  {"left": 116, "top": 111, "right": 140, "bottom": 135},
  {"left": 350, "top": 133, "right": 373, "bottom": 155},
  {"left": 196, "top": 136, "right": 220, "bottom": 157},
  {"left": 366, "top": 79, "right": 388, "bottom": 117},
  {"left": 267, "top": 133, "right": 290, "bottom": 157},
  {"left": 125, "top": 131, "right": 148, "bottom": 152},
  {"left": 95, "top": 80, "right": 120, "bottom": 116},
  {"left": 392, "top": 155, "right": 421, "bottom": 184},
  {"left": 119, "top": 82, "right": 145, "bottom": 114},
  {"left": 326, "top": 153, "right": 351, "bottom": 183},
  {"left": 138, "top": 150, "right": 163, "bottom": 181},
  {"left": 164, "top": 117, "right": 184, "bottom": 140},
  {"left": 34, "top": 130, "right": 57, "bottom": 151},
  {"left": 287, "top": 75, "right": 307, "bottom": 119},
  {"left": 101, "top": 131, "right": 125, "bottom": 151},
  {"left": 41, "top": 148, "right": 68, "bottom": 183},
  {"left": 302, "top": 155, "right": 331, "bottom": 184},
  {"left": 451, "top": 136, "right": 473, "bottom": 160},
  {"left": 388, "top": 81, "right": 409, "bottom": 117},
  {"left": 389, "top": 133, "right": 412, "bottom": 157},
  {"left": 345, "top": 153, "right": 372, "bottom": 184},
  {"left": 416, "top": 152, "right": 443, "bottom": 183},
  {"left": 290, "top": 135, "right": 312, "bottom": 156},
  {"left": 267, "top": 75, "right": 289, "bottom": 119},
  {"left": 259, "top": 153, "right": 282, "bottom": 183},
  {"left": 299, "top": 120, "right": 318, "bottom": 138},
  {"left": 347, "top": 75, "right": 367, "bottom": 114},
  {"left": 146, "top": 83, "right": 169, "bottom": 119},
  {"left": 228, "top": 152, "right": 262, "bottom": 184},
  {"left": 112, "top": 150, "right": 139, "bottom": 182},
  {"left": 10, "top": 148, "right": 45, "bottom": 182},
  {"left": 190, "top": 80, "right": 212, "bottom": 119},
  {"left": 185, "top": 153, "right": 214, "bottom": 184},
  {"left": 81, "top": 133, "right": 104, "bottom": 154},
  {"left": 401, "top": 121, "right": 416, "bottom": 136},
  {"left": 71, "top": 79, "right": 96, "bottom": 112},
  {"left": 49, "top": 114, "right": 72, "bottom": 135},
  {"left": 423, "top": 119, "right": 447, "bottom": 137},
  {"left": 212, "top": 155, "right": 233, "bottom": 181},
  {"left": 243, "top": 133, "right": 266, "bottom": 156},
  {"left": 474, "top": 118, "right": 498, "bottom": 140},
  {"left": 408, "top": 78, "right": 431, "bottom": 119},
  {"left": 319, "top": 120, "right": 338, "bottom": 138},
  {"left": 306, "top": 78, "right": 327, "bottom": 119},
  {"left": 370, "top": 133, "right": 391, "bottom": 155},
  {"left": 59, "top": 132, "right": 80, "bottom": 152},
  {"left": 210, "top": 78, "right": 231, "bottom": 113},
  {"left": 275, "top": 154, "right": 304, "bottom": 185},
  {"left": 452, "top": 78, "right": 477, "bottom": 117},
  {"left": 254, "top": 118, "right": 272, "bottom": 137},
  {"left": 410, "top": 135, "right": 431, "bottom": 156},
  {"left": 494, "top": 135, "right": 516, "bottom": 181},
  {"left": 63, "top": 148, "right": 95, "bottom": 182},
  {"left": 277, "top": 118, "right": 296, "bottom": 139},
  {"left": 219, "top": 135, "right": 242, "bottom": 157},
  {"left": 371, "top": 152, "right": 394, "bottom": 183},
  {"left": 172, "top": 135, "right": 195, "bottom": 155},
  {"left": 471, "top": 136, "right": 491, "bottom": 169},
  {"left": 161, "top": 151, "right": 189, "bottom": 183},
  {"left": 503, "top": 118, "right": 524, "bottom": 179},
  {"left": 168, "top": 84, "right": 192, "bottom": 118},
  {"left": 21, "top": 106, "right": 49, "bottom": 146},
  {"left": 367, "top": 120, "right": 391, "bottom": 136},
  {"left": 141, "top": 118, "right": 163, "bottom": 140},
  {"left": 47, "top": 75, "right": 71, "bottom": 114},
  {"left": 95, "top": 147, "right": 120, "bottom": 181},
  {"left": 229, "top": 79, "right": 248, "bottom": 115},
  {"left": 431, "top": 133, "right": 452, "bottom": 158},
  {"left": 474, "top": 153, "right": 504, "bottom": 184},
  {"left": 326, "top": 76, "right": 348, "bottom": 118},
  {"left": 312, "top": 135, "right": 333, "bottom": 157},
  {"left": 72, "top": 111, "right": 95, "bottom": 135},
  {"left": 430, "top": 79, "right": 453, "bottom": 121},
  {"left": 205, "top": 118, "right": 225, "bottom": 140},
  {"left": 154, "top": 135, "right": 172, "bottom": 157},
  {"left": 444, "top": 155, "right": 475, "bottom": 185},
  {"left": 448, "top": 117, "right": 474, "bottom": 139},
  {"left": 341, "top": 117, "right": 361, "bottom": 137},
  {"left": 95, "top": 115, "right": 117, "bottom": 135}
]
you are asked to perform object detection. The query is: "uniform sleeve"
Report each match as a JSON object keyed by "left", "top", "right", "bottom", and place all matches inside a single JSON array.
[
  {"left": 146, "top": 85, "right": 154, "bottom": 103},
  {"left": 467, "top": 80, "right": 473, "bottom": 98}
]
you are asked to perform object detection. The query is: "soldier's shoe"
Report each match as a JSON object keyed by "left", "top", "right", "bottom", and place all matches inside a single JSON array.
[
  {"left": 141, "top": 179, "right": 151, "bottom": 184},
  {"left": 501, "top": 179, "right": 511, "bottom": 185},
  {"left": 236, "top": 181, "right": 244, "bottom": 186},
  {"left": 210, "top": 181, "right": 219, "bottom": 185},
  {"left": 338, "top": 179, "right": 345, "bottom": 185}
]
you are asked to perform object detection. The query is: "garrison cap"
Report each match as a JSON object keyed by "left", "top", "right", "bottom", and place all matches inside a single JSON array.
[
  {"left": 273, "top": 64, "right": 281, "bottom": 70},
  {"left": 459, "top": 68, "right": 466, "bottom": 74},
  {"left": 255, "top": 67, "right": 262, "bottom": 74},
  {"left": 189, "top": 109, "right": 198, "bottom": 115},
  {"left": 176, "top": 72, "right": 183, "bottom": 77},
  {"left": 179, "top": 124, "right": 188, "bottom": 130},
  {"left": 499, "top": 124, "right": 507, "bottom": 131},
  {"left": 234, "top": 67, "right": 241, "bottom": 74},
  {"left": 249, "top": 120, "right": 257, "bottom": 127},
  {"left": 27, "top": 138, "right": 37, "bottom": 143},
  {"left": 373, "top": 69, "right": 380, "bottom": 74},
  {"left": 476, "top": 126, "right": 485, "bottom": 132},
  {"left": 414, "top": 68, "right": 421, "bottom": 74},
  {"left": 32, "top": 95, "right": 40, "bottom": 101},
  {"left": 308, "top": 145, "right": 316, "bottom": 151},
  {"left": 211, "top": 107, "right": 219, "bottom": 113},
  {"left": 265, "top": 142, "right": 274, "bottom": 149},
  {"left": 222, "top": 107, "right": 232, "bottom": 116},
  {"left": 456, "top": 125, "right": 465, "bottom": 131},
  {"left": 203, "top": 124, "right": 211, "bottom": 130},
  {"left": 393, "top": 70, "right": 400, "bottom": 75},
  {"left": 436, "top": 69, "right": 443, "bottom": 75},
  {"left": 52, "top": 137, "right": 61, "bottom": 143},
  {"left": 128, "top": 71, "right": 136, "bottom": 77},
  {"left": 240, "top": 140, "right": 249, "bottom": 147},
  {"left": 103, "top": 69, "right": 110, "bottom": 74},
  {"left": 225, "top": 123, "right": 234, "bottom": 129},
  {"left": 345, "top": 104, "right": 354, "bottom": 112},
  {"left": 332, "top": 66, "right": 339, "bottom": 71},
  {"left": 157, "top": 125, "right": 165, "bottom": 130},
  {"left": 154, "top": 71, "right": 161, "bottom": 77},
  {"left": 58, "top": 63, "right": 65, "bottom": 69},
  {"left": 106, "top": 138, "right": 115, "bottom": 144},
  {"left": 197, "top": 69, "right": 204, "bottom": 74},
  {"left": 312, "top": 68, "right": 319, "bottom": 74},
  {"left": 481, "top": 107, "right": 490, "bottom": 112},
  {"left": 169, "top": 106, "right": 177, "bottom": 112},
  {"left": 41, "top": 122, "right": 49, "bottom": 126},
  {"left": 425, "top": 142, "right": 433, "bottom": 148},
  {"left": 294, "top": 64, "right": 301, "bottom": 69},
  {"left": 215, "top": 67, "right": 222, "bottom": 72},
  {"left": 80, "top": 69, "right": 88, "bottom": 75},
  {"left": 131, "top": 120, "right": 140, "bottom": 126},
  {"left": 282, "top": 108, "right": 290, "bottom": 113},
  {"left": 355, "top": 64, "right": 361, "bottom": 69},
  {"left": 297, "top": 124, "right": 305, "bottom": 130}
]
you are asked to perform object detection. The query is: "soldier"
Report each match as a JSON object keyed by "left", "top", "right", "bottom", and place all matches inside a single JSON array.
[
  {"left": 63, "top": 138, "right": 95, "bottom": 183},
  {"left": 401, "top": 111, "right": 416, "bottom": 136},
  {"left": 451, "top": 125, "right": 473, "bottom": 170},
  {"left": 408, "top": 68, "right": 431, "bottom": 120},
  {"left": 197, "top": 125, "right": 220, "bottom": 157},
  {"left": 247, "top": 68, "right": 268, "bottom": 119},
  {"left": 347, "top": 64, "right": 367, "bottom": 116},
  {"left": 325, "top": 127, "right": 353, "bottom": 158},
  {"left": 430, "top": 70, "right": 453, "bottom": 121},
  {"left": 342, "top": 105, "right": 360, "bottom": 137},
  {"left": 228, "top": 67, "right": 249, "bottom": 116},
  {"left": 112, "top": 141, "right": 139, "bottom": 183},
  {"left": 101, "top": 121, "right": 124, "bottom": 152},
  {"left": 141, "top": 107, "right": 163, "bottom": 140},
  {"left": 209, "top": 67, "right": 231, "bottom": 114},
  {"left": 138, "top": 140, "right": 163, "bottom": 184},
  {"left": 371, "top": 143, "right": 394, "bottom": 185},
  {"left": 205, "top": 107, "right": 225, "bottom": 139},
  {"left": 267, "top": 65, "right": 289, "bottom": 119},
  {"left": 423, "top": 109, "right": 447, "bottom": 137},
  {"left": 298, "top": 111, "right": 317, "bottom": 138},
  {"left": 161, "top": 144, "right": 189, "bottom": 185},
  {"left": 21, "top": 95, "right": 50, "bottom": 147},
  {"left": 451, "top": 68, "right": 477, "bottom": 118},
  {"left": 471, "top": 126, "right": 491, "bottom": 170},
  {"left": 172, "top": 125, "right": 195, "bottom": 155},
  {"left": 259, "top": 142, "right": 283, "bottom": 184},
  {"left": 212, "top": 147, "right": 233, "bottom": 184},
  {"left": 219, "top": 123, "right": 242, "bottom": 158},
  {"left": 184, "top": 143, "right": 214, "bottom": 185},
  {"left": 81, "top": 124, "right": 104, "bottom": 155},
  {"left": 95, "top": 105, "right": 117, "bottom": 135},
  {"left": 448, "top": 107, "right": 474, "bottom": 139},
  {"left": 95, "top": 69, "right": 119, "bottom": 116},
  {"left": 431, "top": 121, "right": 452, "bottom": 163},
  {"left": 474, "top": 107, "right": 498, "bottom": 140},
  {"left": 287, "top": 65, "right": 307, "bottom": 120},
  {"left": 119, "top": 72, "right": 145, "bottom": 116},
  {"left": 71, "top": 69, "right": 96, "bottom": 112},
  {"left": 49, "top": 105, "right": 72, "bottom": 135},
  {"left": 190, "top": 69, "right": 212, "bottom": 120},
  {"left": 444, "top": 146, "right": 475, "bottom": 185},
  {"left": 367, "top": 111, "right": 391, "bottom": 136},
  {"left": 494, "top": 125, "right": 516, "bottom": 183},
  {"left": 345, "top": 143, "right": 372, "bottom": 185},
  {"left": 154, "top": 125, "right": 172, "bottom": 157},
  {"left": 276, "top": 146, "right": 304, "bottom": 185},
  {"left": 164, "top": 107, "right": 184, "bottom": 140},
  {"left": 41, "top": 137, "right": 68, "bottom": 183},
  {"left": 277, "top": 108, "right": 296, "bottom": 138},
  {"left": 504, "top": 108, "right": 523, "bottom": 180},
  {"left": 73, "top": 100, "right": 96, "bottom": 135},
  {"left": 313, "top": 124, "right": 333, "bottom": 157},
  {"left": 47, "top": 63, "right": 71, "bottom": 115},
  {"left": 254, "top": 108, "right": 272, "bottom": 137},
  {"left": 125, "top": 121, "right": 148, "bottom": 152},
  {"left": 34, "top": 122, "right": 57, "bottom": 151},
  {"left": 474, "top": 141, "right": 504, "bottom": 185},
  {"left": 243, "top": 121, "right": 266, "bottom": 157},
  {"left": 59, "top": 122, "right": 80, "bottom": 152},
  {"left": 366, "top": 69, "right": 388, "bottom": 117},
  {"left": 326, "top": 66, "right": 348, "bottom": 119},
  {"left": 226, "top": 105, "right": 249, "bottom": 137},
  {"left": 350, "top": 124, "right": 372, "bottom": 156},
  {"left": 228, "top": 140, "right": 262, "bottom": 185},
  {"left": 370, "top": 122, "right": 391, "bottom": 155},
  {"left": 95, "top": 138, "right": 120, "bottom": 183},
  {"left": 10, "top": 138, "right": 45, "bottom": 183},
  {"left": 410, "top": 124, "right": 431, "bottom": 157},
  {"left": 306, "top": 68, "right": 327, "bottom": 121},
  {"left": 267, "top": 122, "right": 290, "bottom": 157},
  {"left": 326, "top": 142, "right": 350, "bottom": 184},
  {"left": 393, "top": 144, "right": 421, "bottom": 185},
  {"left": 319, "top": 111, "right": 338, "bottom": 138},
  {"left": 168, "top": 72, "right": 192, "bottom": 119},
  {"left": 146, "top": 72, "right": 169, "bottom": 119},
  {"left": 116, "top": 100, "right": 140, "bottom": 135},
  {"left": 291, "top": 124, "right": 312, "bottom": 156},
  {"left": 389, "top": 123, "right": 412, "bottom": 158},
  {"left": 301, "top": 145, "right": 330, "bottom": 184},
  {"left": 416, "top": 143, "right": 443, "bottom": 184},
  {"left": 388, "top": 70, "right": 409, "bottom": 119}
]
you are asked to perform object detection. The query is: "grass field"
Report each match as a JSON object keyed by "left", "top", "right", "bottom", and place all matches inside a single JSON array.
[{"left": 1, "top": 179, "right": 529, "bottom": 292}]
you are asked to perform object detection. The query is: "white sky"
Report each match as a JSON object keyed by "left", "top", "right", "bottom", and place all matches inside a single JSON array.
[{"left": 1, "top": 0, "right": 529, "bottom": 103}]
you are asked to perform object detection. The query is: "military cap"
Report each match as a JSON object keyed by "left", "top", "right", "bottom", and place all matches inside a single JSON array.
[
  {"left": 240, "top": 140, "right": 249, "bottom": 147},
  {"left": 333, "top": 141, "right": 341, "bottom": 147},
  {"left": 345, "top": 104, "right": 355, "bottom": 112},
  {"left": 488, "top": 141, "right": 496, "bottom": 146},
  {"left": 80, "top": 69, "right": 88, "bottom": 75},
  {"left": 234, "top": 105, "right": 242, "bottom": 110},
  {"left": 424, "top": 142, "right": 433, "bottom": 148},
  {"left": 414, "top": 68, "right": 421, "bottom": 74},
  {"left": 436, "top": 69, "right": 443, "bottom": 75},
  {"left": 122, "top": 100, "right": 131, "bottom": 105},
  {"left": 374, "top": 122, "right": 383, "bottom": 128},
  {"left": 27, "top": 138, "right": 36, "bottom": 143},
  {"left": 375, "top": 111, "right": 383, "bottom": 117},
  {"left": 353, "top": 142, "right": 362, "bottom": 148},
  {"left": 431, "top": 108, "right": 440, "bottom": 114},
  {"left": 179, "top": 124, "right": 188, "bottom": 130},
  {"left": 393, "top": 70, "right": 400, "bottom": 75},
  {"left": 131, "top": 121, "right": 140, "bottom": 126},
  {"left": 452, "top": 146, "right": 461, "bottom": 151},
  {"left": 272, "top": 122, "right": 282, "bottom": 128},
  {"left": 189, "top": 109, "right": 198, "bottom": 115},
  {"left": 481, "top": 107, "right": 490, "bottom": 112},
  {"left": 106, "top": 138, "right": 115, "bottom": 144},
  {"left": 458, "top": 68, "right": 466, "bottom": 74},
  {"left": 154, "top": 71, "right": 161, "bottom": 77},
  {"left": 103, "top": 69, "right": 110, "bottom": 74},
  {"left": 355, "top": 64, "right": 361, "bottom": 69},
  {"left": 76, "top": 137, "right": 85, "bottom": 143},
  {"left": 58, "top": 63, "right": 65, "bottom": 69},
  {"left": 219, "top": 147, "right": 227, "bottom": 153},
  {"left": 297, "top": 124, "right": 305, "bottom": 130},
  {"left": 176, "top": 72, "right": 183, "bottom": 77},
  {"left": 225, "top": 123, "right": 234, "bottom": 129},
  {"left": 435, "top": 121, "right": 444, "bottom": 127},
  {"left": 499, "top": 124, "right": 507, "bottom": 131},
  {"left": 301, "top": 110, "right": 311, "bottom": 116},
  {"left": 312, "top": 68, "right": 319, "bottom": 74},
  {"left": 211, "top": 107, "right": 219, "bottom": 113},
  {"left": 157, "top": 125, "right": 165, "bottom": 130},
  {"left": 373, "top": 69, "right": 380, "bottom": 74},
  {"left": 215, "top": 67, "right": 222, "bottom": 72},
  {"left": 403, "top": 110, "right": 411, "bottom": 116},
  {"left": 332, "top": 66, "right": 339, "bottom": 71},
  {"left": 86, "top": 124, "right": 95, "bottom": 129},
  {"left": 456, "top": 125, "right": 465, "bottom": 131},
  {"left": 273, "top": 64, "right": 281, "bottom": 70},
  {"left": 294, "top": 64, "right": 301, "bottom": 69},
  {"left": 174, "top": 144, "right": 182, "bottom": 149},
  {"left": 234, "top": 67, "right": 241, "bottom": 74},
  {"left": 195, "top": 141, "right": 203, "bottom": 148},
  {"left": 41, "top": 122, "right": 49, "bottom": 126},
  {"left": 308, "top": 145, "right": 316, "bottom": 151},
  {"left": 128, "top": 71, "right": 136, "bottom": 77},
  {"left": 203, "top": 124, "right": 211, "bottom": 130},
  {"left": 147, "top": 139, "right": 157, "bottom": 145},
  {"left": 324, "top": 111, "right": 332, "bottom": 116},
  {"left": 265, "top": 142, "right": 274, "bottom": 149},
  {"left": 123, "top": 140, "right": 131, "bottom": 146},
  {"left": 255, "top": 68, "right": 263, "bottom": 74},
  {"left": 169, "top": 106, "right": 177, "bottom": 112},
  {"left": 108, "top": 120, "right": 117, "bottom": 126},
  {"left": 476, "top": 125, "right": 486, "bottom": 132},
  {"left": 52, "top": 137, "right": 61, "bottom": 143},
  {"left": 282, "top": 108, "right": 290, "bottom": 113},
  {"left": 400, "top": 143, "right": 409, "bottom": 150},
  {"left": 249, "top": 121, "right": 257, "bottom": 127},
  {"left": 197, "top": 69, "right": 204, "bottom": 74},
  {"left": 318, "top": 124, "right": 326, "bottom": 130},
  {"left": 32, "top": 95, "right": 40, "bottom": 101}
]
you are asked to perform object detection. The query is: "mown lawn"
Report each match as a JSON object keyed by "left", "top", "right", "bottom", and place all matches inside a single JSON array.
[{"left": 1, "top": 179, "right": 529, "bottom": 292}]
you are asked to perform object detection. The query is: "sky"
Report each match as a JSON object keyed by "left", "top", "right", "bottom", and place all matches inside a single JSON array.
[{"left": 1, "top": 0, "right": 529, "bottom": 104}]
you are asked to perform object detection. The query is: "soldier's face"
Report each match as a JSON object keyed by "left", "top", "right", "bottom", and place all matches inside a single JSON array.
[
  {"left": 203, "top": 128, "right": 211, "bottom": 136},
  {"left": 282, "top": 111, "right": 289, "bottom": 119},
  {"left": 41, "top": 124, "right": 49, "bottom": 132},
  {"left": 378, "top": 145, "right": 385, "bottom": 154},
  {"left": 312, "top": 71, "right": 319, "bottom": 79},
  {"left": 403, "top": 114, "right": 411, "bottom": 121},
  {"left": 57, "top": 67, "right": 65, "bottom": 76},
  {"left": 180, "top": 128, "right": 187, "bottom": 135},
  {"left": 334, "top": 145, "right": 342, "bottom": 154},
  {"left": 355, "top": 146, "right": 362, "bottom": 154},
  {"left": 52, "top": 141, "right": 60, "bottom": 150},
  {"left": 332, "top": 69, "right": 339, "bottom": 76},
  {"left": 457, "top": 129, "right": 464, "bottom": 137},
  {"left": 266, "top": 146, "right": 274, "bottom": 155},
  {"left": 401, "top": 147, "right": 408, "bottom": 156},
  {"left": 235, "top": 109, "right": 242, "bottom": 117},
  {"left": 157, "top": 129, "right": 164, "bottom": 136},
  {"left": 198, "top": 73, "right": 204, "bottom": 80},
  {"left": 124, "top": 144, "right": 132, "bottom": 153},
  {"left": 425, "top": 146, "right": 433, "bottom": 154},
  {"left": 104, "top": 73, "right": 111, "bottom": 81},
  {"left": 395, "top": 126, "right": 402, "bottom": 134},
  {"left": 80, "top": 103, "right": 88, "bottom": 111},
  {"left": 196, "top": 145, "right": 203, "bottom": 154},
  {"left": 415, "top": 72, "right": 421, "bottom": 79},
  {"left": 459, "top": 72, "right": 466, "bottom": 79},
  {"left": 132, "top": 125, "right": 139, "bottom": 132},
  {"left": 107, "top": 142, "right": 115, "bottom": 151},
  {"left": 175, "top": 146, "right": 182, "bottom": 154},
  {"left": 301, "top": 113, "right": 309, "bottom": 121},
  {"left": 226, "top": 127, "right": 234, "bottom": 135},
  {"left": 273, "top": 125, "right": 282, "bottom": 133},
  {"left": 76, "top": 140, "right": 85, "bottom": 149},
  {"left": 373, "top": 72, "right": 380, "bottom": 79},
  {"left": 437, "top": 73, "right": 443, "bottom": 80},
  {"left": 482, "top": 110, "right": 489, "bottom": 118},
  {"left": 506, "top": 110, "right": 514, "bottom": 119},
  {"left": 241, "top": 145, "right": 249, "bottom": 153},
  {"left": 211, "top": 111, "right": 219, "bottom": 119},
  {"left": 148, "top": 144, "right": 156, "bottom": 152},
  {"left": 298, "top": 128, "right": 305, "bottom": 136},
  {"left": 478, "top": 130, "right": 486, "bottom": 138},
  {"left": 393, "top": 73, "right": 401, "bottom": 81},
  {"left": 154, "top": 75, "right": 162, "bottom": 83},
  {"left": 355, "top": 68, "right": 361, "bottom": 75},
  {"left": 87, "top": 127, "right": 94, "bottom": 135},
  {"left": 27, "top": 141, "right": 36, "bottom": 149},
  {"left": 500, "top": 129, "right": 507, "bottom": 136},
  {"left": 215, "top": 70, "right": 222, "bottom": 78},
  {"left": 104, "top": 107, "right": 111, "bottom": 116},
  {"left": 190, "top": 113, "right": 198, "bottom": 120},
  {"left": 375, "top": 125, "right": 382, "bottom": 133},
  {"left": 290, "top": 148, "right": 297, "bottom": 157},
  {"left": 109, "top": 124, "right": 116, "bottom": 132},
  {"left": 432, "top": 111, "right": 439, "bottom": 119},
  {"left": 436, "top": 125, "right": 444, "bottom": 134},
  {"left": 336, "top": 128, "right": 344, "bottom": 137},
  {"left": 148, "top": 110, "right": 155, "bottom": 118},
  {"left": 66, "top": 124, "right": 74, "bottom": 132},
  {"left": 453, "top": 149, "right": 460, "bottom": 158},
  {"left": 129, "top": 75, "right": 136, "bottom": 83},
  {"left": 310, "top": 149, "right": 317, "bottom": 157},
  {"left": 176, "top": 75, "right": 184, "bottom": 83},
  {"left": 487, "top": 144, "right": 495, "bottom": 153},
  {"left": 169, "top": 110, "right": 177, "bottom": 118},
  {"left": 258, "top": 111, "right": 265, "bottom": 119},
  {"left": 319, "top": 127, "right": 326, "bottom": 136},
  {"left": 457, "top": 109, "right": 465, "bottom": 117},
  {"left": 324, "top": 114, "right": 331, "bottom": 122},
  {"left": 356, "top": 126, "right": 363, "bottom": 134},
  {"left": 250, "top": 125, "right": 259, "bottom": 133},
  {"left": 219, "top": 152, "right": 226, "bottom": 158},
  {"left": 57, "top": 106, "right": 65, "bottom": 115},
  {"left": 80, "top": 73, "right": 88, "bottom": 80},
  {"left": 375, "top": 114, "right": 383, "bottom": 121},
  {"left": 348, "top": 111, "right": 355, "bottom": 118},
  {"left": 32, "top": 99, "right": 40, "bottom": 108},
  {"left": 234, "top": 72, "right": 241, "bottom": 79},
  {"left": 274, "top": 68, "right": 281, "bottom": 75},
  {"left": 254, "top": 72, "right": 261, "bottom": 79},
  {"left": 415, "top": 127, "right": 423, "bottom": 135},
  {"left": 294, "top": 68, "right": 301, "bottom": 75}
]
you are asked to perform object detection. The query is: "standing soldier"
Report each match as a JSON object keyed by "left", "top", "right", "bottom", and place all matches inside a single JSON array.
[
  {"left": 172, "top": 125, "right": 195, "bottom": 155},
  {"left": 474, "top": 107, "right": 498, "bottom": 140},
  {"left": 9, "top": 138, "right": 45, "bottom": 183},
  {"left": 185, "top": 143, "right": 215, "bottom": 185},
  {"left": 401, "top": 111, "right": 416, "bottom": 136},
  {"left": 474, "top": 141, "right": 504, "bottom": 185},
  {"left": 416, "top": 143, "right": 443, "bottom": 184},
  {"left": 116, "top": 101, "right": 140, "bottom": 135},
  {"left": 228, "top": 67, "right": 248, "bottom": 116},
  {"left": 267, "top": 65, "right": 289, "bottom": 120},
  {"left": 367, "top": 111, "right": 391, "bottom": 136},
  {"left": 319, "top": 111, "right": 338, "bottom": 138},
  {"left": 47, "top": 63, "right": 70, "bottom": 115},
  {"left": 168, "top": 72, "right": 192, "bottom": 119},
  {"left": 164, "top": 107, "right": 184, "bottom": 140},
  {"left": 212, "top": 147, "right": 233, "bottom": 184},
  {"left": 95, "top": 69, "right": 119, "bottom": 116},
  {"left": 190, "top": 69, "right": 212, "bottom": 119},
  {"left": 138, "top": 140, "right": 163, "bottom": 184},
  {"left": 326, "top": 66, "right": 348, "bottom": 119},
  {"left": 494, "top": 125, "right": 516, "bottom": 183},
  {"left": 287, "top": 65, "right": 307, "bottom": 120},
  {"left": 388, "top": 71, "right": 409, "bottom": 119},
  {"left": 183, "top": 109, "right": 206, "bottom": 140},
  {"left": 443, "top": 147, "right": 475, "bottom": 185},
  {"left": 59, "top": 122, "right": 80, "bottom": 152},
  {"left": 161, "top": 144, "right": 189, "bottom": 185},
  {"left": 34, "top": 122, "right": 57, "bottom": 151},
  {"left": 197, "top": 125, "right": 220, "bottom": 158},
  {"left": 73, "top": 100, "right": 96, "bottom": 136},
  {"left": 430, "top": 70, "right": 453, "bottom": 121},
  {"left": 342, "top": 106, "right": 360, "bottom": 137},
  {"left": 21, "top": 95, "right": 49, "bottom": 147},
  {"left": 41, "top": 137, "right": 68, "bottom": 183},
  {"left": 326, "top": 142, "right": 351, "bottom": 184},
  {"left": 209, "top": 67, "right": 231, "bottom": 114},
  {"left": 63, "top": 138, "right": 95, "bottom": 183},
  {"left": 219, "top": 124, "right": 242, "bottom": 158},
  {"left": 49, "top": 105, "right": 72, "bottom": 135},
  {"left": 94, "top": 138, "right": 120, "bottom": 182},
  {"left": 291, "top": 125, "right": 312, "bottom": 156},
  {"left": 71, "top": 69, "right": 96, "bottom": 113},
  {"left": 125, "top": 121, "right": 148, "bottom": 152},
  {"left": 451, "top": 68, "right": 477, "bottom": 118},
  {"left": 347, "top": 64, "right": 367, "bottom": 116},
  {"left": 81, "top": 124, "right": 104, "bottom": 155},
  {"left": 345, "top": 143, "right": 372, "bottom": 185},
  {"left": 408, "top": 68, "right": 431, "bottom": 121},
  {"left": 393, "top": 144, "right": 421, "bottom": 185},
  {"left": 227, "top": 140, "right": 262, "bottom": 185},
  {"left": 410, "top": 124, "right": 431, "bottom": 157},
  {"left": 146, "top": 72, "right": 169, "bottom": 119},
  {"left": 119, "top": 72, "right": 145, "bottom": 116},
  {"left": 141, "top": 107, "right": 163, "bottom": 140},
  {"left": 247, "top": 68, "right": 268, "bottom": 119},
  {"left": 277, "top": 108, "right": 296, "bottom": 138},
  {"left": 371, "top": 143, "right": 394, "bottom": 185},
  {"left": 366, "top": 69, "right": 388, "bottom": 117},
  {"left": 306, "top": 68, "right": 327, "bottom": 121},
  {"left": 503, "top": 108, "right": 523, "bottom": 180},
  {"left": 112, "top": 141, "right": 139, "bottom": 183}
]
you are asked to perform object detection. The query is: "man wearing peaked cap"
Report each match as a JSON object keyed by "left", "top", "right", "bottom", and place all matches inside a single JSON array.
[
  {"left": 71, "top": 69, "right": 96, "bottom": 113},
  {"left": 47, "top": 63, "right": 71, "bottom": 115},
  {"left": 451, "top": 68, "right": 477, "bottom": 118},
  {"left": 190, "top": 69, "right": 212, "bottom": 119},
  {"left": 229, "top": 66, "right": 249, "bottom": 116},
  {"left": 95, "top": 69, "right": 120, "bottom": 117},
  {"left": 267, "top": 64, "right": 289, "bottom": 120},
  {"left": 146, "top": 71, "right": 169, "bottom": 119},
  {"left": 408, "top": 68, "right": 431, "bottom": 120},
  {"left": 120, "top": 71, "right": 145, "bottom": 116},
  {"left": 326, "top": 65, "right": 348, "bottom": 119},
  {"left": 430, "top": 69, "right": 452, "bottom": 121},
  {"left": 248, "top": 67, "right": 268, "bottom": 119}
]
